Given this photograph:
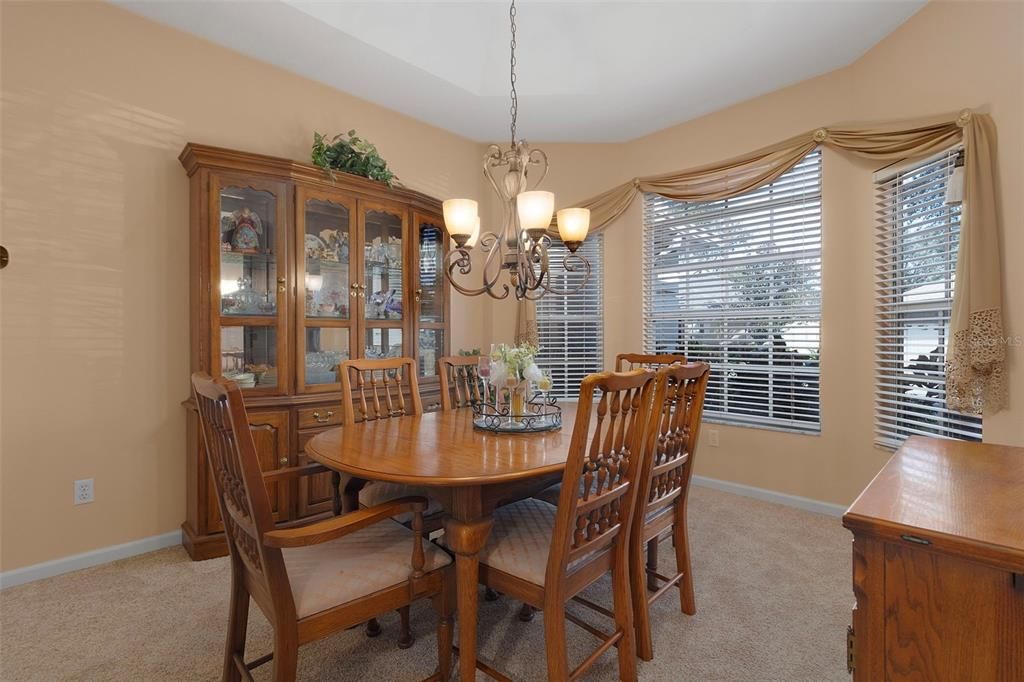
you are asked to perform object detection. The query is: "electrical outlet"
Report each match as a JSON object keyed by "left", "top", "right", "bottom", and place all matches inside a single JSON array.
[
  {"left": 707, "top": 429, "right": 719, "bottom": 447},
  {"left": 74, "top": 478, "right": 94, "bottom": 505}
]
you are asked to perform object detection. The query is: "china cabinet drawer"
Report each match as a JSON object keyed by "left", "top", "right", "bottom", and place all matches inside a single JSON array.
[{"left": 298, "top": 406, "right": 342, "bottom": 429}]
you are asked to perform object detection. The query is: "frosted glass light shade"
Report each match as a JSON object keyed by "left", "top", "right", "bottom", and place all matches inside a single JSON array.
[
  {"left": 517, "top": 191, "right": 555, "bottom": 236},
  {"left": 443, "top": 198, "right": 478, "bottom": 246},
  {"left": 466, "top": 215, "right": 481, "bottom": 249},
  {"left": 557, "top": 208, "right": 590, "bottom": 249}
]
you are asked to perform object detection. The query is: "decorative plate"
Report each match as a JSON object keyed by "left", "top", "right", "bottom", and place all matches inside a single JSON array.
[{"left": 305, "top": 234, "right": 326, "bottom": 259}]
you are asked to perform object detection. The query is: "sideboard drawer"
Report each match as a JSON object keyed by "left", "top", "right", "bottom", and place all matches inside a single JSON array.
[{"left": 297, "top": 405, "right": 342, "bottom": 429}]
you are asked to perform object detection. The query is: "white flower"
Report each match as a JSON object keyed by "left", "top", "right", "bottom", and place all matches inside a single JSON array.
[{"left": 524, "top": 362, "right": 542, "bottom": 383}]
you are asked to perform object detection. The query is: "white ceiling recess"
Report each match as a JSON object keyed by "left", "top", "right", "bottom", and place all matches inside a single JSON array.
[{"left": 114, "top": 0, "right": 926, "bottom": 142}]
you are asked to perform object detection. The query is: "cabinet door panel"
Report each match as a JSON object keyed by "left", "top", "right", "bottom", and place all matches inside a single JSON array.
[
  {"left": 205, "top": 409, "right": 291, "bottom": 533},
  {"left": 413, "top": 212, "right": 450, "bottom": 378},
  {"left": 210, "top": 174, "right": 289, "bottom": 396},
  {"left": 296, "top": 188, "right": 356, "bottom": 393},
  {"left": 296, "top": 429, "right": 335, "bottom": 517},
  {"left": 883, "top": 543, "right": 1024, "bottom": 680}
]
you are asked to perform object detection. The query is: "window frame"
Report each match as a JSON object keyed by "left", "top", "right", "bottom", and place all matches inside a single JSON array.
[
  {"left": 534, "top": 234, "right": 604, "bottom": 400},
  {"left": 642, "top": 150, "right": 823, "bottom": 434},
  {"left": 873, "top": 146, "right": 982, "bottom": 449}
]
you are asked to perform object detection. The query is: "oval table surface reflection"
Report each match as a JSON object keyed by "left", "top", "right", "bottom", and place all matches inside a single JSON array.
[{"left": 304, "top": 404, "right": 580, "bottom": 682}]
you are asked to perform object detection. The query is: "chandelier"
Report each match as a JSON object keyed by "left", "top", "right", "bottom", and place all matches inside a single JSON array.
[{"left": 442, "top": 0, "right": 592, "bottom": 301}]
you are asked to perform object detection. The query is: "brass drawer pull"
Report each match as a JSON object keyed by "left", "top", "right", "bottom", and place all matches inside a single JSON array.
[
  {"left": 279, "top": 457, "right": 288, "bottom": 466},
  {"left": 312, "top": 410, "right": 334, "bottom": 423},
  {"left": 900, "top": 534, "right": 931, "bottom": 546}
]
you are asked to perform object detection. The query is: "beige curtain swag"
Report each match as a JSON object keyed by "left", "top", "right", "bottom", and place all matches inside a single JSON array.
[{"left": 555, "top": 110, "right": 1005, "bottom": 415}]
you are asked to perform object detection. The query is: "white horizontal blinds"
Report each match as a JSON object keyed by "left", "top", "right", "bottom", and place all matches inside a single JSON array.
[
  {"left": 874, "top": 148, "right": 981, "bottom": 448},
  {"left": 643, "top": 150, "right": 822, "bottom": 433},
  {"left": 536, "top": 236, "right": 603, "bottom": 399}
]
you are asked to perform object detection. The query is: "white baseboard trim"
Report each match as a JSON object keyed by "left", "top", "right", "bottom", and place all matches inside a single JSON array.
[
  {"left": 0, "top": 529, "right": 182, "bottom": 590},
  {"left": 692, "top": 475, "right": 847, "bottom": 517}
]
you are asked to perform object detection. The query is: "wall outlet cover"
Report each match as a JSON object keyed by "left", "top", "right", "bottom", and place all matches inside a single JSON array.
[
  {"left": 707, "top": 430, "right": 720, "bottom": 447},
  {"left": 74, "top": 479, "right": 94, "bottom": 505}
]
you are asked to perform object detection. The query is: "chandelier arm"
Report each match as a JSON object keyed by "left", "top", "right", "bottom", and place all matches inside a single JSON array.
[
  {"left": 526, "top": 148, "right": 549, "bottom": 190},
  {"left": 538, "top": 252, "right": 592, "bottom": 296},
  {"left": 443, "top": 232, "right": 510, "bottom": 300}
]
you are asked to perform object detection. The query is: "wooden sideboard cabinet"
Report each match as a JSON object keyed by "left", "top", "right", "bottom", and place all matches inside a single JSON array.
[
  {"left": 843, "top": 437, "right": 1024, "bottom": 680},
  {"left": 180, "top": 143, "right": 452, "bottom": 560}
]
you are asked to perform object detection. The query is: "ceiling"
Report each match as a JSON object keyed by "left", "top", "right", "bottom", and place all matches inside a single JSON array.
[{"left": 115, "top": 0, "right": 926, "bottom": 142}]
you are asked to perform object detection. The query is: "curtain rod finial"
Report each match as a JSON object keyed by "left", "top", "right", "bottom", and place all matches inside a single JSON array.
[
  {"left": 957, "top": 110, "right": 972, "bottom": 127},
  {"left": 813, "top": 128, "right": 828, "bottom": 143}
]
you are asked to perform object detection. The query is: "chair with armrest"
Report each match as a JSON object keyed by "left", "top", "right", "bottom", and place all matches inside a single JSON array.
[
  {"left": 192, "top": 372, "right": 453, "bottom": 682},
  {"left": 448, "top": 369, "right": 657, "bottom": 681},
  {"left": 630, "top": 361, "right": 710, "bottom": 661},
  {"left": 338, "top": 356, "right": 446, "bottom": 643}
]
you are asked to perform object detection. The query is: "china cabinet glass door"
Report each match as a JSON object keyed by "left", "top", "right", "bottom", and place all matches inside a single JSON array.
[
  {"left": 359, "top": 201, "right": 407, "bottom": 360},
  {"left": 213, "top": 175, "right": 288, "bottom": 394},
  {"left": 296, "top": 189, "right": 356, "bottom": 393},
  {"left": 414, "top": 212, "right": 449, "bottom": 377}
]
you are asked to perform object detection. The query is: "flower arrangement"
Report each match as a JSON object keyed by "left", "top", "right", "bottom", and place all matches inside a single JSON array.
[{"left": 488, "top": 343, "right": 541, "bottom": 388}]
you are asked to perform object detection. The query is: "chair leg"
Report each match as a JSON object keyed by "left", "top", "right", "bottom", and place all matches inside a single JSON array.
[
  {"left": 543, "top": 597, "right": 570, "bottom": 681},
  {"left": 365, "top": 618, "right": 382, "bottom": 637},
  {"left": 223, "top": 579, "right": 250, "bottom": 682},
  {"left": 484, "top": 587, "right": 501, "bottom": 602},
  {"left": 630, "top": 540, "right": 655, "bottom": 662},
  {"left": 613, "top": 551, "right": 638, "bottom": 681},
  {"left": 433, "top": 572, "right": 455, "bottom": 681},
  {"left": 397, "top": 606, "right": 414, "bottom": 649},
  {"left": 674, "top": 507, "right": 696, "bottom": 615},
  {"left": 645, "top": 537, "right": 659, "bottom": 592},
  {"left": 271, "top": 628, "right": 299, "bottom": 682},
  {"left": 517, "top": 603, "right": 536, "bottom": 622}
]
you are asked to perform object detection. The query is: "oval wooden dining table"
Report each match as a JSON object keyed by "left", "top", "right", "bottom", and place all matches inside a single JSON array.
[{"left": 305, "top": 404, "right": 581, "bottom": 681}]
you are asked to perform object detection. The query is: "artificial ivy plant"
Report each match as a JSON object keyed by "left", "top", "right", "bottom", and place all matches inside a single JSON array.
[{"left": 311, "top": 130, "right": 396, "bottom": 186}]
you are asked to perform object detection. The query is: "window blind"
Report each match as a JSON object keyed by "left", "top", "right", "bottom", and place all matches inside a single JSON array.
[
  {"left": 874, "top": 148, "right": 981, "bottom": 448},
  {"left": 536, "top": 236, "right": 604, "bottom": 399},
  {"left": 643, "top": 150, "right": 822, "bottom": 433}
]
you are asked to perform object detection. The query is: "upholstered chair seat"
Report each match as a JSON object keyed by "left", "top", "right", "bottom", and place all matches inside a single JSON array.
[
  {"left": 284, "top": 520, "right": 452, "bottom": 618},
  {"left": 358, "top": 482, "right": 444, "bottom": 524}
]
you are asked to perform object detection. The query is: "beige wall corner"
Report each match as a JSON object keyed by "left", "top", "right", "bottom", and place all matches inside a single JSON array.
[{"left": 0, "top": 0, "right": 485, "bottom": 571}]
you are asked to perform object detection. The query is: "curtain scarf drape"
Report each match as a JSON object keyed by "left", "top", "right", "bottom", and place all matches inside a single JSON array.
[{"left": 537, "top": 109, "right": 1005, "bottom": 415}]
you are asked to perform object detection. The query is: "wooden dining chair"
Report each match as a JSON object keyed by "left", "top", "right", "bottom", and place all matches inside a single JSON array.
[
  {"left": 437, "top": 355, "right": 483, "bottom": 410},
  {"left": 533, "top": 353, "right": 687, "bottom": 514},
  {"left": 450, "top": 369, "right": 657, "bottom": 681},
  {"left": 615, "top": 352, "right": 687, "bottom": 372},
  {"left": 630, "top": 361, "right": 710, "bottom": 661},
  {"left": 338, "top": 356, "right": 445, "bottom": 644},
  {"left": 191, "top": 372, "right": 454, "bottom": 682}
]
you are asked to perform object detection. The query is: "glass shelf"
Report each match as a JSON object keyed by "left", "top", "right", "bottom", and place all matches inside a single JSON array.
[
  {"left": 222, "top": 326, "right": 278, "bottom": 389},
  {"left": 220, "top": 186, "right": 277, "bottom": 317}
]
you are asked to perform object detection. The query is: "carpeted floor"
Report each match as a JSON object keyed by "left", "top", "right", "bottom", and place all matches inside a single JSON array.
[{"left": 0, "top": 487, "right": 851, "bottom": 681}]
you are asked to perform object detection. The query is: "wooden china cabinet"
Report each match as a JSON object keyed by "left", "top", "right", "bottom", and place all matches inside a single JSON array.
[{"left": 180, "top": 143, "right": 451, "bottom": 560}]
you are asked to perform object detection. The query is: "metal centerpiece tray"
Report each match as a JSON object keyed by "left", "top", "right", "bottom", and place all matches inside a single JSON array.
[{"left": 472, "top": 394, "right": 562, "bottom": 433}]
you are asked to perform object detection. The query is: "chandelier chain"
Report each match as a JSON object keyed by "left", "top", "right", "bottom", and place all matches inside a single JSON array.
[{"left": 509, "top": 0, "right": 517, "bottom": 145}]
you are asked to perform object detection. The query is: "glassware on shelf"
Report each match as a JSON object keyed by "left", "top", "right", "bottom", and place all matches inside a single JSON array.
[
  {"left": 221, "top": 326, "right": 277, "bottom": 389},
  {"left": 219, "top": 186, "right": 277, "bottom": 317}
]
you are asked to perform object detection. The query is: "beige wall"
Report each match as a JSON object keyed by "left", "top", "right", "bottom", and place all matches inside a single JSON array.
[
  {"left": 0, "top": 1, "right": 488, "bottom": 571},
  {"left": 486, "top": 0, "right": 1024, "bottom": 505},
  {"left": 2, "top": 0, "right": 1021, "bottom": 572}
]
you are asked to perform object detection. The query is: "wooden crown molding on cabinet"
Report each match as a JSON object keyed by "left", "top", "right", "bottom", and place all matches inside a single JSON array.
[{"left": 179, "top": 143, "right": 443, "bottom": 214}]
